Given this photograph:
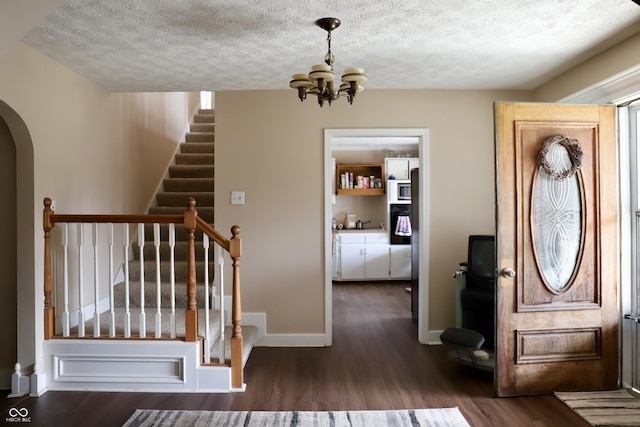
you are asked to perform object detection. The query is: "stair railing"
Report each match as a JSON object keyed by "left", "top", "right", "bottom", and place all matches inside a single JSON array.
[{"left": 42, "top": 197, "right": 244, "bottom": 388}]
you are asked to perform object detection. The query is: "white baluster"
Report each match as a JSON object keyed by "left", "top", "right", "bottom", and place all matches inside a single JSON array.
[
  {"left": 62, "top": 223, "right": 70, "bottom": 337},
  {"left": 217, "top": 244, "right": 225, "bottom": 364},
  {"left": 169, "top": 223, "right": 176, "bottom": 338},
  {"left": 138, "top": 223, "right": 146, "bottom": 338},
  {"left": 123, "top": 224, "right": 131, "bottom": 338},
  {"left": 154, "top": 223, "right": 162, "bottom": 338},
  {"left": 77, "top": 223, "right": 85, "bottom": 337},
  {"left": 108, "top": 223, "right": 116, "bottom": 337},
  {"left": 203, "top": 234, "right": 210, "bottom": 363},
  {"left": 93, "top": 223, "right": 100, "bottom": 337}
]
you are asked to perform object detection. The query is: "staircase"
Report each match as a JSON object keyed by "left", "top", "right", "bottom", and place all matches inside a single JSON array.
[
  {"left": 109, "top": 109, "right": 257, "bottom": 371},
  {"left": 41, "top": 109, "right": 260, "bottom": 394}
]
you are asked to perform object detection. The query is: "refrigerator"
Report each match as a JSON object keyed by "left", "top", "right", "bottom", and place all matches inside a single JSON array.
[{"left": 410, "top": 167, "right": 419, "bottom": 323}]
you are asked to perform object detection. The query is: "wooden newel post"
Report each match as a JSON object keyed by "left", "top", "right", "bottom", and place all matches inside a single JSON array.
[
  {"left": 229, "top": 225, "right": 244, "bottom": 388},
  {"left": 43, "top": 198, "right": 55, "bottom": 340},
  {"left": 184, "top": 198, "right": 198, "bottom": 342}
]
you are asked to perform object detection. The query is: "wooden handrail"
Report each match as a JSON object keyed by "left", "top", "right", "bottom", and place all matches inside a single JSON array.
[
  {"left": 196, "top": 217, "right": 230, "bottom": 252},
  {"left": 42, "top": 197, "right": 245, "bottom": 388},
  {"left": 51, "top": 214, "right": 184, "bottom": 224}
]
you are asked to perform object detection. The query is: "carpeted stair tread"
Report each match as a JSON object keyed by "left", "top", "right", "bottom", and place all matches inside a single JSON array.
[
  {"left": 175, "top": 153, "right": 214, "bottom": 165},
  {"left": 156, "top": 192, "right": 213, "bottom": 207},
  {"left": 126, "top": 261, "right": 215, "bottom": 284},
  {"left": 73, "top": 307, "right": 224, "bottom": 340},
  {"left": 136, "top": 225, "right": 217, "bottom": 244},
  {"left": 185, "top": 132, "right": 214, "bottom": 143},
  {"left": 194, "top": 113, "right": 215, "bottom": 123},
  {"left": 113, "top": 280, "right": 214, "bottom": 308},
  {"left": 210, "top": 325, "right": 260, "bottom": 366},
  {"left": 149, "top": 205, "right": 213, "bottom": 217},
  {"left": 180, "top": 143, "right": 214, "bottom": 153},
  {"left": 190, "top": 123, "right": 214, "bottom": 133},
  {"left": 163, "top": 178, "right": 214, "bottom": 192},
  {"left": 168, "top": 165, "right": 214, "bottom": 178},
  {"left": 134, "top": 241, "right": 218, "bottom": 259}
]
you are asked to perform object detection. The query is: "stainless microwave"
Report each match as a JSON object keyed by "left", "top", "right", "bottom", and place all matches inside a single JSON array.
[{"left": 388, "top": 179, "right": 411, "bottom": 203}]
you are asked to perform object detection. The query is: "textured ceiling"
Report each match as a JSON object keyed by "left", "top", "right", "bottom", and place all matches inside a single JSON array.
[{"left": 20, "top": 0, "right": 640, "bottom": 92}]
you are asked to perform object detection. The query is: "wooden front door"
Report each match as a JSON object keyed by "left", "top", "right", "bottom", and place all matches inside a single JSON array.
[{"left": 495, "top": 102, "right": 618, "bottom": 397}]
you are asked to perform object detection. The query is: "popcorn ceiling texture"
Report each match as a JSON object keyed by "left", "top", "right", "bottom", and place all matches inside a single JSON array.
[{"left": 22, "top": 0, "right": 640, "bottom": 92}]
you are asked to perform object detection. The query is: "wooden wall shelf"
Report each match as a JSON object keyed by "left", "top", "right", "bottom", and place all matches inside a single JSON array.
[{"left": 336, "top": 163, "right": 385, "bottom": 196}]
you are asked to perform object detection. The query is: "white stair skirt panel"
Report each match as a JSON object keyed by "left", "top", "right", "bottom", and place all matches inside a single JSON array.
[{"left": 43, "top": 339, "right": 239, "bottom": 393}]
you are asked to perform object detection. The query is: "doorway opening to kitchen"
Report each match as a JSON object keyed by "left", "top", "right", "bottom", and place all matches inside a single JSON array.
[{"left": 323, "top": 128, "right": 430, "bottom": 345}]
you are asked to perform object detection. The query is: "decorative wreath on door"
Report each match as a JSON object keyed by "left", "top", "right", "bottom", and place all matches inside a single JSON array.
[{"left": 537, "top": 134, "right": 583, "bottom": 181}]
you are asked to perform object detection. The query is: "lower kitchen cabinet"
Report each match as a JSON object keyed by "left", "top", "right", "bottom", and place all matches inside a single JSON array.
[
  {"left": 333, "top": 231, "right": 410, "bottom": 281},
  {"left": 389, "top": 245, "right": 412, "bottom": 279},
  {"left": 339, "top": 243, "right": 367, "bottom": 280},
  {"left": 364, "top": 243, "right": 391, "bottom": 279}
]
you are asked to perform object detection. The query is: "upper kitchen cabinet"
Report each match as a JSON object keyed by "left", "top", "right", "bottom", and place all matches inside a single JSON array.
[
  {"left": 336, "top": 163, "right": 385, "bottom": 196},
  {"left": 385, "top": 158, "right": 419, "bottom": 180}
]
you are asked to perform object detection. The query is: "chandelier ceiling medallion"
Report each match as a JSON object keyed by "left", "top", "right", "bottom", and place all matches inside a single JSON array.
[{"left": 289, "top": 17, "right": 367, "bottom": 107}]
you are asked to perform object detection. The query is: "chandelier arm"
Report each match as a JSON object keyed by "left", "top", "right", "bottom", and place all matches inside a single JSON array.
[{"left": 297, "top": 87, "right": 307, "bottom": 101}]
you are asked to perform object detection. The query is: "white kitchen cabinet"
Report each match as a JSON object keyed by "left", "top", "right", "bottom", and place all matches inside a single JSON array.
[
  {"left": 385, "top": 158, "right": 419, "bottom": 180},
  {"left": 364, "top": 244, "right": 391, "bottom": 279},
  {"left": 334, "top": 232, "right": 390, "bottom": 280},
  {"left": 339, "top": 242, "right": 366, "bottom": 280},
  {"left": 390, "top": 245, "right": 412, "bottom": 279}
]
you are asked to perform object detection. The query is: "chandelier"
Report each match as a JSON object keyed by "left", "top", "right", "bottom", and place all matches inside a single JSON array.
[{"left": 289, "top": 18, "right": 367, "bottom": 107}]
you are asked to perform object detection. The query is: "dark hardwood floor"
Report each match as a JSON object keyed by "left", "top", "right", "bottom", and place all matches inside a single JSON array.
[{"left": 1, "top": 282, "right": 588, "bottom": 426}]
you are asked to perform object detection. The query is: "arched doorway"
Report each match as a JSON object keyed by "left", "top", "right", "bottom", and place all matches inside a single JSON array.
[
  {"left": 0, "top": 114, "right": 17, "bottom": 389},
  {"left": 0, "top": 101, "right": 36, "bottom": 397}
]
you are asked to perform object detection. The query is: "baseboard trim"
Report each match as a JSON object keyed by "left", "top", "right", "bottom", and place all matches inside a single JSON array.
[{"left": 426, "top": 329, "right": 444, "bottom": 345}]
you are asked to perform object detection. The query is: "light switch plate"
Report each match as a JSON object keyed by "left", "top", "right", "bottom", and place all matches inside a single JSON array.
[{"left": 231, "top": 191, "right": 245, "bottom": 205}]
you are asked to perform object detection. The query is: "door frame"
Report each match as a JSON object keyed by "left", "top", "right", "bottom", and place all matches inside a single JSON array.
[
  {"left": 624, "top": 103, "right": 639, "bottom": 392},
  {"left": 323, "top": 128, "right": 430, "bottom": 344},
  {"left": 562, "top": 70, "right": 640, "bottom": 391}
]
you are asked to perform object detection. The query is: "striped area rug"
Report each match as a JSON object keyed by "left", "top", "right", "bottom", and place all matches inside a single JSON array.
[
  {"left": 122, "top": 407, "right": 471, "bottom": 427},
  {"left": 554, "top": 389, "right": 640, "bottom": 426}
]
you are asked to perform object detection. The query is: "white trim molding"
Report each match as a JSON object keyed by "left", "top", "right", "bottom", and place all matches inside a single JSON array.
[
  {"left": 561, "top": 65, "right": 640, "bottom": 393},
  {"left": 559, "top": 64, "right": 640, "bottom": 105},
  {"left": 323, "top": 128, "right": 431, "bottom": 345}
]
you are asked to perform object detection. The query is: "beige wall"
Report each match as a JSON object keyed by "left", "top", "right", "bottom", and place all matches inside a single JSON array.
[
  {"left": 215, "top": 88, "right": 532, "bottom": 335},
  {"left": 534, "top": 32, "right": 640, "bottom": 102},
  {"left": 0, "top": 42, "right": 197, "bottom": 383}
]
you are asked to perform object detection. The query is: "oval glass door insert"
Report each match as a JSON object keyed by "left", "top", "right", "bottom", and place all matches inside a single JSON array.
[{"left": 532, "top": 142, "right": 583, "bottom": 293}]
